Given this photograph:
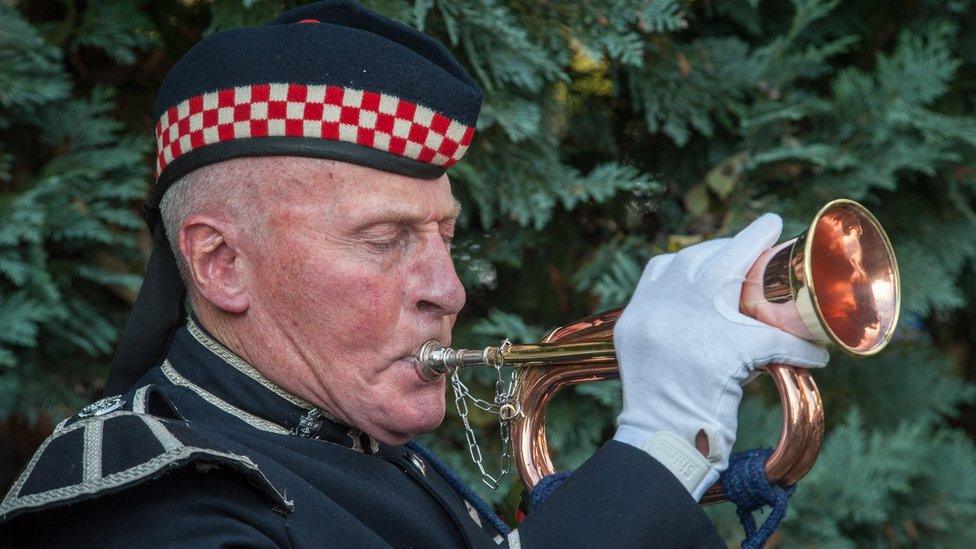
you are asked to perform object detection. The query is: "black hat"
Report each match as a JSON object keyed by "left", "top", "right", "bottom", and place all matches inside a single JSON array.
[{"left": 106, "top": 0, "right": 483, "bottom": 394}]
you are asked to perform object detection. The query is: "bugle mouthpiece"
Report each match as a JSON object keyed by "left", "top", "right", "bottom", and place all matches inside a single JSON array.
[{"left": 415, "top": 340, "right": 491, "bottom": 381}]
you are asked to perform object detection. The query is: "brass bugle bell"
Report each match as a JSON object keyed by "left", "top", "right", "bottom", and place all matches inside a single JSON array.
[{"left": 416, "top": 199, "right": 900, "bottom": 505}]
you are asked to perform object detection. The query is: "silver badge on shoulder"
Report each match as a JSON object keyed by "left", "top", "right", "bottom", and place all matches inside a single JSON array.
[{"left": 77, "top": 395, "right": 125, "bottom": 418}]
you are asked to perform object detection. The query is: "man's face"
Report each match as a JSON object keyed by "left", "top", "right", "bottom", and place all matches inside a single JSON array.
[{"left": 243, "top": 159, "right": 465, "bottom": 444}]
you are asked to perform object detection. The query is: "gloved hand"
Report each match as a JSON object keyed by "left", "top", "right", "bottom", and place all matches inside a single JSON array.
[{"left": 612, "top": 213, "right": 830, "bottom": 500}]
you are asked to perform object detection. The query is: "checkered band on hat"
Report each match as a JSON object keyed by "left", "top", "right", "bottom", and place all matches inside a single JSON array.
[{"left": 154, "top": 82, "right": 477, "bottom": 179}]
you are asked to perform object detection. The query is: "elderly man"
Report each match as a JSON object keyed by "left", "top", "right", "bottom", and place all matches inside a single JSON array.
[{"left": 0, "top": 1, "right": 828, "bottom": 547}]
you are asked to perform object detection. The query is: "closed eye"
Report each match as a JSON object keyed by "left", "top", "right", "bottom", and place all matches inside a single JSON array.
[{"left": 366, "top": 225, "right": 408, "bottom": 253}]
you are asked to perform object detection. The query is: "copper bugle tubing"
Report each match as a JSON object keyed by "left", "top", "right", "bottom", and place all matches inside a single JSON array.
[{"left": 417, "top": 199, "right": 899, "bottom": 505}]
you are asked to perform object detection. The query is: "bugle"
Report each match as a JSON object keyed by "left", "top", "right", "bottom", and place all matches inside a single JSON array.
[{"left": 416, "top": 199, "right": 900, "bottom": 504}]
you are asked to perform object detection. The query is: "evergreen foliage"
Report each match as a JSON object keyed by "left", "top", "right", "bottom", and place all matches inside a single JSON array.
[{"left": 2, "top": 1, "right": 975, "bottom": 545}]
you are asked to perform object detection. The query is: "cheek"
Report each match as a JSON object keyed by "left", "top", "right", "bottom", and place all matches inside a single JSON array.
[
  {"left": 328, "top": 271, "right": 401, "bottom": 346},
  {"left": 262, "top": 240, "right": 403, "bottom": 349}
]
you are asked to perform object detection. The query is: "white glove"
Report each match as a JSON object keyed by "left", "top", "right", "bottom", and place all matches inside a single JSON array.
[{"left": 612, "top": 213, "right": 830, "bottom": 500}]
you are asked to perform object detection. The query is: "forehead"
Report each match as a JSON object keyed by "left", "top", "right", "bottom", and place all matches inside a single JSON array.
[{"left": 262, "top": 158, "right": 457, "bottom": 222}]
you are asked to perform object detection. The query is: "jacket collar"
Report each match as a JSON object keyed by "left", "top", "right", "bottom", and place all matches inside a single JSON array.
[{"left": 162, "top": 315, "right": 380, "bottom": 454}]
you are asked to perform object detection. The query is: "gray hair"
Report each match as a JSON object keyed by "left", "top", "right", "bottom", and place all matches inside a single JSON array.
[
  {"left": 158, "top": 158, "right": 270, "bottom": 294},
  {"left": 158, "top": 157, "right": 333, "bottom": 302}
]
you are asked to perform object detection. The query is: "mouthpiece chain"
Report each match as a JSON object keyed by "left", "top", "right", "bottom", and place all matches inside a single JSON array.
[{"left": 414, "top": 339, "right": 521, "bottom": 490}]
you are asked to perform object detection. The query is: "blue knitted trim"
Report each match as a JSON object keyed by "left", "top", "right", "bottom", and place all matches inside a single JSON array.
[
  {"left": 720, "top": 448, "right": 796, "bottom": 549},
  {"left": 529, "top": 471, "right": 573, "bottom": 509},
  {"left": 405, "top": 441, "right": 511, "bottom": 536}
]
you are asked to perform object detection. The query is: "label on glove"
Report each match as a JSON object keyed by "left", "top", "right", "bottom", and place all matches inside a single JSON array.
[{"left": 642, "top": 432, "right": 711, "bottom": 494}]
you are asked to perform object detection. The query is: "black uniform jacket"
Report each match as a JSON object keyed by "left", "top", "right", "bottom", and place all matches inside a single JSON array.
[{"left": 0, "top": 318, "right": 722, "bottom": 548}]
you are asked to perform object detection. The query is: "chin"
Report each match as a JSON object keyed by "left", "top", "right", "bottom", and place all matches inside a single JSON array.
[{"left": 375, "top": 390, "right": 446, "bottom": 445}]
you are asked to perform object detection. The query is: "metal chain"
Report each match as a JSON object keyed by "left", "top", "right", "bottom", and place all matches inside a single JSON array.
[{"left": 450, "top": 339, "right": 521, "bottom": 490}]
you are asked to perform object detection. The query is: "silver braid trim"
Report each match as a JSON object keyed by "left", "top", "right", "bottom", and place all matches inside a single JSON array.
[
  {"left": 132, "top": 385, "right": 150, "bottom": 413},
  {"left": 161, "top": 360, "right": 291, "bottom": 435},
  {"left": 81, "top": 421, "right": 103, "bottom": 482},
  {"left": 139, "top": 415, "right": 182, "bottom": 452},
  {"left": 186, "top": 316, "right": 313, "bottom": 410}
]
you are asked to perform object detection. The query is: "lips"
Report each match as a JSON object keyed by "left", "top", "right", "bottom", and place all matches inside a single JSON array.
[
  {"left": 393, "top": 336, "right": 449, "bottom": 380},
  {"left": 395, "top": 354, "right": 441, "bottom": 384}
]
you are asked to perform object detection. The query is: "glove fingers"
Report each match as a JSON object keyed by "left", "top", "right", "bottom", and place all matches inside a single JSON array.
[
  {"left": 713, "top": 288, "right": 831, "bottom": 369},
  {"left": 617, "top": 253, "right": 676, "bottom": 333},
  {"left": 642, "top": 252, "right": 676, "bottom": 282},
  {"left": 623, "top": 253, "right": 675, "bottom": 312},
  {"left": 748, "top": 326, "right": 830, "bottom": 369},
  {"left": 671, "top": 238, "right": 730, "bottom": 279},
  {"left": 703, "top": 214, "right": 783, "bottom": 281}
]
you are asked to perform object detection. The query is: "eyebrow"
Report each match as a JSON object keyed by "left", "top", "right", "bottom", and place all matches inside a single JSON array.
[{"left": 364, "top": 199, "right": 462, "bottom": 227}]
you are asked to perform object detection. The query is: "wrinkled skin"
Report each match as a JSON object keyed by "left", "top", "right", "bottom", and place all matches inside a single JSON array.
[{"left": 179, "top": 157, "right": 465, "bottom": 444}]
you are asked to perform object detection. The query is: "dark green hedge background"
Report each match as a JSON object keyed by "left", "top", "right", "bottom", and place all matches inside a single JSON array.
[{"left": 2, "top": 1, "right": 975, "bottom": 545}]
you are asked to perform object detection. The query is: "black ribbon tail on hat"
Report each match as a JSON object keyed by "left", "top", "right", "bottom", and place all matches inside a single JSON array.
[{"left": 106, "top": 227, "right": 186, "bottom": 395}]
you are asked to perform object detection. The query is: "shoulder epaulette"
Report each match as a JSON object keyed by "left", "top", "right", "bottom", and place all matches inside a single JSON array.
[{"left": 0, "top": 386, "right": 292, "bottom": 522}]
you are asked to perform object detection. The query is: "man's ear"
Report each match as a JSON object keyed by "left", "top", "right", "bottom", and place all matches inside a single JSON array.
[{"left": 179, "top": 215, "right": 251, "bottom": 314}]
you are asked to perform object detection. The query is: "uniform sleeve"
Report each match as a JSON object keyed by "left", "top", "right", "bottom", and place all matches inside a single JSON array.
[
  {"left": 514, "top": 440, "right": 724, "bottom": 548},
  {"left": 0, "top": 466, "right": 291, "bottom": 549}
]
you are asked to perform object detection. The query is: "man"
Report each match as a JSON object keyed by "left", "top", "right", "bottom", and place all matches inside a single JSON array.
[{"left": 0, "top": 1, "right": 828, "bottom": 547}]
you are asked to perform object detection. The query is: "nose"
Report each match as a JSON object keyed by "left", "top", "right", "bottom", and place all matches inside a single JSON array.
[{"left": 411, "top": 232, "right": 466, "bottom": 318}]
